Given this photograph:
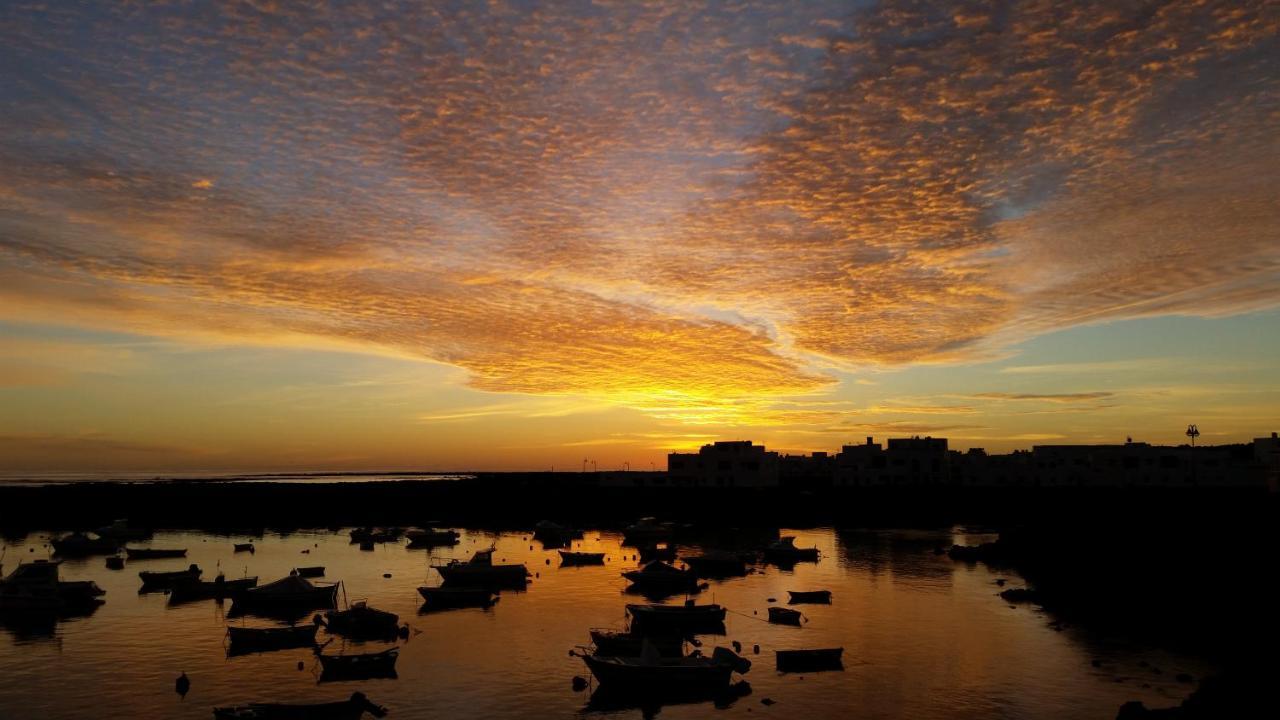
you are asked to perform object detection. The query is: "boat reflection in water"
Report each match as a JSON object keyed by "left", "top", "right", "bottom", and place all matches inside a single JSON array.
[{"left": 213, "top": 691, "right": 387, "bottom": 719}]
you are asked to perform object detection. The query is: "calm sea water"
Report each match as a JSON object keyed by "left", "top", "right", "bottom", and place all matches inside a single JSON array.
[{"left": 0, "top": 528, "right": 1208, "bottom": 719}]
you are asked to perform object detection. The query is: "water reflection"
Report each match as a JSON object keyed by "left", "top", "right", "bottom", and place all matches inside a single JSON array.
[{"left": 0, "top": 527, "right": 1212, "bottom": 719}]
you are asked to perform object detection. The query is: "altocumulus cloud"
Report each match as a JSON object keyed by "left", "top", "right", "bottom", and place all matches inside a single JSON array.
[{"left": 0, "top": 0, "right": 1276, "bottom": 418}]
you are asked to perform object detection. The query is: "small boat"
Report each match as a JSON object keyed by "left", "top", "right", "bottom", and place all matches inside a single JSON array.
[
  {"left": 626, "top": 602, "right": 726, "bottom": 632},
  {"left": 621, "top": 561, "right": 698, "bottom": 591},
  {"left": 622, "top": 518, "right": 676, "bottom": 546},
  {"left": 316, "top": 647, "right": 399, "bottom": 681},
  {"left": 50, "top": 532, "right": 118, "bottom": 557},
  {"left": 229, "top": 574, "right": 339, "bottom": 617},
  {"left": 767, "top": 607, "right": 803, "bottom": 626},
  {"left": 533, "top": 520, "right": 583, "bottom": 548},
  {"left": 681, "top": 551, "right": 751, "bottom": 577},
  {"left": 295, "top": 566, "right": 325, "bottom": 578},
  {"left": 234, "top": 543, "right": 256, "bottom": 553},
  {"left": 775, "top": 647, "right": 844, "bottom": 672},
  {"left": 579, "top": 646, "right": 749, "bottom": 691},
  {"left": 404, "top": 528, "right": 460, "bottom": 548},
  {"left": 139, "top": 564, "right": 202, "bottom": 589},
  {"left": 416, "top": 586, "right": 497, "bottom": 609},
  {"left": 318, "top": 601, "right": 400, "bottom": 639},
  {"left": 787, "top": 590, "right": 832, "bottom": 604},
  {"left": 125, "top": 547, "right": 188, "bottom": 560},
  {"left": 589, "top": 629, "right": 685, "bottom": 657},
  {"left": 559, "top": 550, "right": 605, "bottom": 565},
  {"left": 105, "top": 556, "right": 125, "bottom": 570},
  {"left": 226, "top": 624, "right": 318, "bottom": 654},
  {"left": 213, "top": 691, "right": 387, "bottom": 719},
  {"left": 349, "top": 527, "right": 402, "bottom": 544},
  {"left": 433, "top": 549, "right": 528, "bottom": 588},
  {"left": 169, "top": 575, "right": 258, "bottom": 603},
  {"left": 94, "top": 519, "right": 152, "bottom": 541},
  {"left": 763, "top": 536, "right": 819, "bottom": 563},
  {"left": 0, "top": 560, "right": 106, "bottom": 612}
]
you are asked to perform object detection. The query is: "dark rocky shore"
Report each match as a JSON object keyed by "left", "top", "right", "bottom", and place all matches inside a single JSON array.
[{"left": 2, "top": 477, "right": 1276, "bottom": 717}]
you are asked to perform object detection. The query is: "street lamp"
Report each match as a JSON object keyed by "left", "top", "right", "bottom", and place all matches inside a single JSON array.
[{"left": 1185, "top": 424, "right": 1200, "bottom": 447}]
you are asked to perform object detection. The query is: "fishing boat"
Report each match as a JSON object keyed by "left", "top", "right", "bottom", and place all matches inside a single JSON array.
[
  {"left": 588, "top": 629, "right": 686, "bottom": 657},
  {"left": 125, "top": 547, "right": 188, "bottom": 560},
  {"left": 433, "top": 549, "right": 529, "bottom": 587},
  {"left": 348, "top": 527, "right": 402, "bottom": 544},
  {"left": 295, "top": 566, "right": 325, "bottom": 578},
  {"left": 234, "top": 543, "right": 256, "bottom": 553},
  {"left": 416, "top": 586, "right": 497, "bottom": 609},
  {"left": 681, "top": 551, "right": 751, "bottom": 577},
  {"left": 94, "top": 519, "right": 152, "bottom": 542},
  {"left": 50, "top": 532, "right": 118, "bottom": 557},
  {"left": 226, "top": 624, "right": 318, "bottom": 654},
  {"left": 0, "top": 560, "right": 106, "bottom": 612},
  {"left": 532, "top": 520, "right": 583, "bottom": 548},
  {"left": 168, "top": 575, "right": 258, "bottom": 603},
  {"left": 626, "top": 602, "right": 726, "bottom": 632},
  {"left": 105, "top": 556, "right": 125, "bottom": 570},
  {"left": 787, "top": 590, "right": 832, "bottom": 604},
  {"left": 763, "top": 536, "right": 820, "bottom": 563},
  {"left": 578, "top": 645, "right": 750, "bottom": 691},
  {"left": 559, "top": 550, "right": 605, "bottom": 565},
  {"left": 318, "top": 601, "right": 400, "bottom": 639},
  {"left": 622, "top": 518, "right": 676, "bottom": 546},
  {"left": 775, "top": 647, "right": 844, "bottom": 672},
  {"left": 213, "top": 691, "right": 387, "bottom": 719},
  {"left": 316, "top": 647, "right": 400, "bottom": 681},
  {"left": 229, "top": 574, "right": 339, "bottom": 617},
  {"left": 621, "top": 561, "right": 698, "bottom": 591},
  {"left": 404, "top": 528, "right": 460, "bottom": 548},
  {"left": 138, "top": 564, "right": 202, "bottom": 589},
  {"left": 767, "top": 606, "right": 803, "bottom": 626}
]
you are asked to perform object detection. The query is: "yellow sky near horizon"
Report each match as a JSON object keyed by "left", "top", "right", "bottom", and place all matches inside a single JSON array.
[{"left": 1, "top": 1, "right": 1278, "bottom": 472}]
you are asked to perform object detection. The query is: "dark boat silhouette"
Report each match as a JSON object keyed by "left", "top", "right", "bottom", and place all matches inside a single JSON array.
[
  {"left": 433, "top": 549, "right": 528, "bottom": 588},
  {"left": 404, "top": 528, "right": 460, "bottom": 548},
  {"left": 787, "top": 590, "right": 832, "bottom": 604},
  {"left": 762, "top": 536, "right": 819, "bottom": 564},
  {"left": 588, "top": 628, "right": 685, "bottom": 657},
  {"left": 51, "top": 532, "right": 118, "bottom": 557},
  {"left": 229, "top": 575, "right": 338, "bottom": 617},
  {"left": 775, "top": 647, "right": 844, "bottom": 672},
  {"left": 168, "top": 575, "right": 258, "bottom": 604},
  {"left": 559, "top": 550, "right": 605, "bottom": 565},
  {"left": 621, "top": 561, "right": 698, "bottom": 592},
  {"left": 125, "top": 547, "right": 187, "bottom": 560},
  {"left": 139, "top": 565, "right": 202, "bottom": 590},
  {"left": 226, "top": 624, "right": 318, "bottom": 655},
  {"left": 626, "top": 602, "right": 727, "bottom": 633},
  {"left": 681, "top": 551, "right": 751, "bottom": 577},
  {"left": 1, "top": 560, "right": 106, "bottom": 612},
  {"left": 767, "top": 606, "right": 803, "bottom": 626},
  {"left": 318, "top": 601, "right": 400, "bottom": 639},
  {"left": 316, "top": 646, "right": 399, "bottom": 682},
  {"left": 295, "top": 567, "right": 325, "bottom": 578},
  {"left": 416, "top": 586, "right": 497, "bottom": 609}
]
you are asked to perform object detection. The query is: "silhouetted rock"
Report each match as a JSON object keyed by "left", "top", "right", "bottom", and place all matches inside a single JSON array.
[
  {"left": 1115, "top": 673, "right": 1278, "bottom": 718},
  {"left": 999, "top": 588, "right": 1041, "bottom": 604}
]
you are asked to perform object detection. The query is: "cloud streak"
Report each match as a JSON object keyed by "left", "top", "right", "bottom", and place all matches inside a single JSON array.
[{"left": 0, "top": 0, "right": 1276, "bottom": 423}]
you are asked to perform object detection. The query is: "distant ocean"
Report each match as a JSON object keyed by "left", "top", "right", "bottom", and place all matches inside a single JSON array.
[{"left": 0, "top": 471, "right": 474, "bottom": 487}]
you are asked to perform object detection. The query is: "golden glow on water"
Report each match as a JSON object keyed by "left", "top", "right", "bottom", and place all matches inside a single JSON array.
[{"left": 0, "top": 528, "right": 1209, "bottom": 718}]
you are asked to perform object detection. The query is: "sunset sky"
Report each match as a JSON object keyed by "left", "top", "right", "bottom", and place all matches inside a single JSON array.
[{"left": 1, "top": 0, "right": 1277, "bottom": 473}]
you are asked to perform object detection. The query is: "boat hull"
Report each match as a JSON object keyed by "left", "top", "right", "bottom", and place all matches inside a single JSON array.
[
  {"left": 226, "top": 624, "right": 318, "bottom": 654},
  {"left": 583, "top": 655, "right": 732, "bottom": 691},
  {"left": 775, "top": 647, "right": 844, "bottom": 672}
]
